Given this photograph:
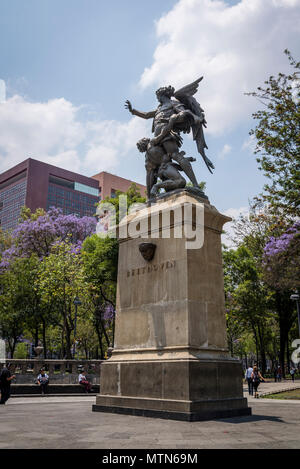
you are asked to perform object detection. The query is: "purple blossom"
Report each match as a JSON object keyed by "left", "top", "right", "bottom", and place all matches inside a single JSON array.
[
  {"left": 0, "top": 207, "right": 96, "bottom": 269},
  {"left": 0, "top": 245, "right": 20, "bottom": 271},
  {"left": 70, "top": 241, "right": 83, "bottom": 255},
  {"left": 264, "top": 222, "right": 300, "bottom": 257},
  {"left": 103, "top": 304, "right": 115, "bottom": 321}
]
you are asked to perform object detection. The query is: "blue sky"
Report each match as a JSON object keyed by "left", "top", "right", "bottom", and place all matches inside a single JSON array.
[{"left": 0, "top": 0, "right": 299, "bottom": 225}]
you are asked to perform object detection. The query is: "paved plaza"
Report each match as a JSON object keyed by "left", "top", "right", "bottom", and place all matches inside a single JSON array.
[
  {"left": 243, "top": 379, "right": 300, "bottom": 398},
  {"left": 0, "top": 381, "right": 300, "bottom": 449}
]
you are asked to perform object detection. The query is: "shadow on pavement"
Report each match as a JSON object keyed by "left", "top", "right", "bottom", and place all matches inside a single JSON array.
[{"left": 218, "top": 414, "right": 285, "bottom": 424}]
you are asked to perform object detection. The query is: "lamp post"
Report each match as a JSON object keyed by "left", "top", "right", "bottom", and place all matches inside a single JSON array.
[
  {"left": 290, "top": 290, "right": 300, "bottom": 337},
  {"left": 73, "top": 296, "right": 81, "bottom": 359}
]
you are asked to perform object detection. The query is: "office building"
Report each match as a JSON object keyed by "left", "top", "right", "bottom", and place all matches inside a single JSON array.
[
  {"left": 0, "top": 158, "right": 146, "bottom": 231},
  {"left": 92, "top": 171, "right": 146, "bottom": 200}
]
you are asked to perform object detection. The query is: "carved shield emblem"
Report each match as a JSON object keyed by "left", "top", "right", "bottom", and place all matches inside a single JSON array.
[{"left": 139, "top": 243, "right": 156, "bottom": 262}]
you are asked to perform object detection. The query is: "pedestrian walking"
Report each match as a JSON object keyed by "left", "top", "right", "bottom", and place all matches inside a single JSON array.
[
  {"left": 277, "top": 366, "right": 282, "bottom": 382},
  {"left": 290, "top": 367, "right": 296, "bottom": 382},
  {"left": 0, "top": 363, "right": 16, "bottom": 405},
  {"left": 251, "top": 366, "right": 265, "bottom": 398},
  {"left": 37, "top": 369, "right": 49, "bottom": 394},
  {"left": 245, "top": 365, "right": 254, "bottom": 395}
]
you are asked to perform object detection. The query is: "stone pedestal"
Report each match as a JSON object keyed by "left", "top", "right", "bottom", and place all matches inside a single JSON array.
[{"left": 93, "top": 190, "right": 251, "bottom": 421}]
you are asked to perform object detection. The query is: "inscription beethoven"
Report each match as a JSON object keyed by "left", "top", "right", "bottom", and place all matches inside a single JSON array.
[{"left": 127, "top": 260, "right": 176, "bottom": 277}]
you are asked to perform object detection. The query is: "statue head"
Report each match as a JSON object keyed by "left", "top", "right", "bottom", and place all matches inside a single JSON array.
[
  {"left": 137, "top": 137, "right": 150, "bottom": 153},
  {"left": 155, "top": 85, "right": 175, "bottom": 102}
]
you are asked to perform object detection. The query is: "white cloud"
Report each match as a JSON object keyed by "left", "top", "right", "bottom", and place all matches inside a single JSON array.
[
  {"left": 242, "top": 134, "right": 256, "bottom": 153},
  {"left": 84, "top": 117, "right": 150, "bottom": 174},
  {"left": 222, "top": 205, "right": 249, "bottom": 247},
  {"left": 0, "top": 94, "right": 84, "bottom": 172},
  {"left": 224, "top": 206, "right": 249, "bottom": 220},
  {"left": 140, "top": 0, "right": 300, "bottom": 135},
  {"left": 0, "top": 87, "right": 149, "bottom": 176},
  {"left": 0, "top": 80, "right": 6, "bottom": 103},
  {"left": 219, "top": 143, "right": 232, "bottom": 159}
]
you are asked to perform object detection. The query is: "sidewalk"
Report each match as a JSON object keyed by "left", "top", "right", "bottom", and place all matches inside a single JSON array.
[
  {"left": 1, "top": 395, "right": 300, "bottom": 449},
  {"left": 243, "top": 379, "right": 300, "bottom": 399}
]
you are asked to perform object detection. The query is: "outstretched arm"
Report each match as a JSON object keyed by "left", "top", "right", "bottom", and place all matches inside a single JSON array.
[{"left": 125, "top": 100, "right": 156, "bottom": 119}]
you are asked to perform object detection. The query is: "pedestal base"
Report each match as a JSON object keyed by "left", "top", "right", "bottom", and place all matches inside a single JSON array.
[
  {"left": 93, "top": 357, "right": 251, "bottom": 421},
  {"left": 92, "top": 397, "right": 251, "bottom": 422}
]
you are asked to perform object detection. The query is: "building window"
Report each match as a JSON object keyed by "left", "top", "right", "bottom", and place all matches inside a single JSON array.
[
  {"left": 0, "top": 170, "right": 27, "bottom": 191},
  {"left": 0, "top": 178, "right": 27, "bottom": 231},
  {"left": 74, "top": 182, "right": 99, "bottom": 196},
  {"left": 47, "top": 183, "right": 98, "bottom": 218},
  {"left": 49, "top": 175, "right": 74, "bottom": 189}
]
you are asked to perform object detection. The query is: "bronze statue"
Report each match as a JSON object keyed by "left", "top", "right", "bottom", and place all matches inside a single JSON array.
[{"left": 125, "top": 77, "right": 214, "bottom": 199}]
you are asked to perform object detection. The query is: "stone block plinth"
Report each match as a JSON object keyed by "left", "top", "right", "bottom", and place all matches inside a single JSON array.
[{"left": 93, "top": 190, "right": 251, "bottom": 421}]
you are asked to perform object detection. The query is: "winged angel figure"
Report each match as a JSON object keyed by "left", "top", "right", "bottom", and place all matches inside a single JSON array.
[{"left": 125, "top": 77, "right": 214, "bottom": 199}]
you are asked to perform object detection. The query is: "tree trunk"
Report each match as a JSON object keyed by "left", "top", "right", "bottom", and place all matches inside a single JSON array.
[
  {"left": 61, "top": 328, "right": 65, "bottom": 359},
  {"left": 252, "top": 325, "right": 259, "bottom": 366},
  {"left": 65, "top": 327, "right": 73, "bottom": 359},
  {"left": 34, "top": 325, "right": 39, "bottom": 348},
  {"left": 42, "top": 318, "right": 47, "bottom": 359},
  {"left": 95, "top": 323, "right": 104, "bottom": 359},
  {"left": 286, "top": 335, "right": 290, "bottom": 373},
  {"left": 257, "top": 324, "right": 267, "bottom": 374},
  {"left": 7, "top": 338, "right": 17, "bottom": 358},
  {"left": 100, "top": 318, "right": 110, "bottom": 347}
]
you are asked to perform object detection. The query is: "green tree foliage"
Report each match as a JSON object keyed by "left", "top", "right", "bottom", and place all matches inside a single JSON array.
[
  {"left": 246, "top": 50, "right": 300, "bottom": 217},
  {"left": 81, "top": 183, "right": 146, "bottom": 357},
  {"left": 263, "top": 222, "right": 300, "bottom": 291},
  {"left": 0, "top": 257, "right": 39, "bottom": 356},
  {"left": 223, "top": 245, "right": 273, "bottom": 373},
  {"left": 38, "top": 240, "right": 86, "bottom": 359},
  {"left": 0, "top": 183, "right": 147, "bottom": 360},
  {"left": 14, "top": 342, "right": 28, "bottom": 359},
  {"left": 82, "top": 235, "right": 118, "bottom": 358},
  {"left": 227, "top": 206, "right": 298, "bottom": 375}
]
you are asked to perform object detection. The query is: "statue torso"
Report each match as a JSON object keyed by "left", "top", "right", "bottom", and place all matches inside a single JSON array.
[{"left": 154, "top": 100, "right": 183, "bottom": 124}]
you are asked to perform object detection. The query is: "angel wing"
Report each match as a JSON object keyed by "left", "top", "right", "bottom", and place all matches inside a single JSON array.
[{"left": 174, "top": 77, "right": 215, "bottom": 174}]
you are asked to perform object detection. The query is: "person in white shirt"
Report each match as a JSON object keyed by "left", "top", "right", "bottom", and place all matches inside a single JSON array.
[
  {"left": 78, "top": 370, "right": 92, "bottom": 393},
  {"left": 245, "top": 366, "right": 253, "bottom": 395},
  {"left": 37, "top": 369, "right": 49, "bottom": 394}
]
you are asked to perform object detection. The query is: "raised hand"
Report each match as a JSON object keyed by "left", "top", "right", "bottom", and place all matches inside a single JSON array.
[{"left": 125, "top": 100, "right": 133, "bottom": 113}]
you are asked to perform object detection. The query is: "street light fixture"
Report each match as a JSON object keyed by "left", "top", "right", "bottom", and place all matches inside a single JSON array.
[
  {"left": 73, "top": 296, "right": 82, "bottom": 359},
  {"left": 290, "top": 290, "right": 300, "bottom": 337}
]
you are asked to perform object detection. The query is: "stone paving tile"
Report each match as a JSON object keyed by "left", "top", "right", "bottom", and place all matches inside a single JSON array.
[{"left": 1, "top": 397, "right": 300, "bottom": 449}]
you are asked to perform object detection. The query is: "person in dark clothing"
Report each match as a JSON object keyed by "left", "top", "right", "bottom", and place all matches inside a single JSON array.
[
  {"left": 37, "top": 369, "right": 49, "bottom": 394},
  {"left": 0, "top": 363, "right": 15, "bottom": 404},
  {"left": 277, "top": 366, "right": 282, "bottom": 382},
  {"left": 251, "top": 365, "right": 265, "bottom": 398},
  {"left": 290, "top": 368, "right": 296, "bottom": 382}
]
